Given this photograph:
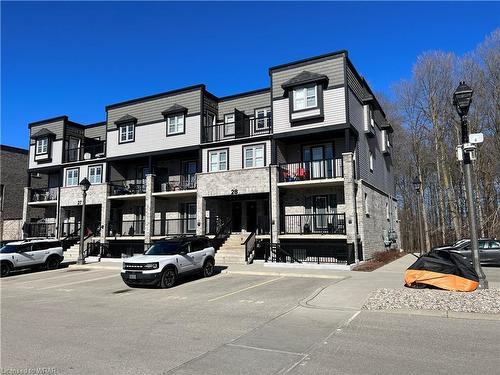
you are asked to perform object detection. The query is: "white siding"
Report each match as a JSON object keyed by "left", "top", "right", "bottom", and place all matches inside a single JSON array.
[
  {"left": 62, "top": 163, "right": 107, "bottom": 187},
  {"left": 272, "top": 88, "right": 346, "bottom": 135},
  {"left": 28, "top": 140, "right": 63, "bottom": 169}
]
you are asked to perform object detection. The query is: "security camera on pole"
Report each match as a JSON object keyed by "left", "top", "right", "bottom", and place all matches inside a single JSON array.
[{"left": 453, "top": 81, "right": 488, "bottom": 289}]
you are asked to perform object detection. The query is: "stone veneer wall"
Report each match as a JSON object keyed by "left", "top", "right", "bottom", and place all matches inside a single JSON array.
[{"left": 2, "top": 219, "right": 23, "bottom": 240}]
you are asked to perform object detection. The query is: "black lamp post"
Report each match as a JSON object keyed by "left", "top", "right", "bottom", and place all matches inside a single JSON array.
[
  {"left": 453, "top": 81, "right": 488, "bottom": 289},
  {"left": 78, "top": 178, "right": 91, "bottom": 265},
  {"left": 413, "top": 176, "right": 425, "bottom": 256}
]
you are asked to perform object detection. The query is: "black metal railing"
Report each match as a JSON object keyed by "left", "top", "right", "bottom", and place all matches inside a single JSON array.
[
  {"left": 64, "top": 142, "right": 106, "bottom": 163},
  {"left": 24, "top": 223, "right": 56, "bottom": 238},
  {"left": 29, "top": 187, "right": 58, "bottom": 202},
  {"left": 202, "top": 116, "right": 272, "bottom": 143},
  {"left": 154, "top": 174, "right": 197, "bottom": 192},
  {"left": 281, "top": 213, "right": 346, "bottom": 235},
  {"left": 279, "top": 158, "right": 343, "bottom": 182},
  {"left": 109, "top": 180, "right": 146, "bottom": 196},
  {"left": 208, "top": 216, "right": 232, "bottom": 251},
  {"left": 264, "top": 242, "right": 351, "bottom": 264},
  {"left": 153, "top": 218, "right": 196, "bottom": 237},
  {"left": 244, "top": 232, "right": 256, "bottom": 263},
  {"left": 107, "top": 220, "right": 145, "bottom": 236}
]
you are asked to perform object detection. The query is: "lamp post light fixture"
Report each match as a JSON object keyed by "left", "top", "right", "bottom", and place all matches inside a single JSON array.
[
  {"left": 413, "top": 176, "right": 425, "bottom": 256},
  {"left": 77, "top": 177, "right": 91, "bottom": 265},
  {"left": 453, "top": 81, "right": 488, "bottom": 289}
]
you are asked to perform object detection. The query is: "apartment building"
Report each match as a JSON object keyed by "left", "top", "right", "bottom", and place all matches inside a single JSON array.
[{"left": 22, "top": 50, "right": 400, "bottom": 265}]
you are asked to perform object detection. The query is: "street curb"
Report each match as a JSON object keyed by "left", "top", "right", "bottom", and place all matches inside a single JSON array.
[
  {"left": 365, "top": 308, "right": 500, "bottom": 321},
  {"left": 220, "top": 269, "right": 346, "bottom": 280}
]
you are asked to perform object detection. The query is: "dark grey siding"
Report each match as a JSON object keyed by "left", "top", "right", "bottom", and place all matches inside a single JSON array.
[
  {"left": 29, "top": 119, "right": 65, "bottom": 145},
  {"left": 271, "top": 56, "right": 345, "bottom": 99},
  {"left": 218, "top": 91, "right": 270, "bottom": 120},
  {"left": 347, "top": 66, "right": 366, "bottom": 102},
  {"left": 204, "top": 94, "right": 218, "bottom": 116},
  {"left": 85, "top": 124, "right": 107, "bottom": 140},
  {"left": 0, "top": 146, "right": 28, "bottom": 219},
  {"left": 107, "top": 89, "right": 202, "bottom": 130}
]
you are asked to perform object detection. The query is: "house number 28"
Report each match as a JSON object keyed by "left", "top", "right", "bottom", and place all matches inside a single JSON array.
[{"left": 231, "top": 189, "right": 239, "bottom": 195}]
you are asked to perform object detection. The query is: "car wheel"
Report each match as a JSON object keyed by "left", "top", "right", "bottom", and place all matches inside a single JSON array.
[
  {"left": 160, "top": 268, "right": 177, "bottom": 288},
  {"left": 46, "top": 256, "right": 61, "bottom": 270},
  {"left": 203, "top": 259, "right": 215, "bottom": 277},
  {"left": 1, "top": 262, "right": 11, "bottom": 277}
]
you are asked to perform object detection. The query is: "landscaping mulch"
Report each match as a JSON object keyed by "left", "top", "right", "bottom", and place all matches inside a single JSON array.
[{"left": 352, "top": 250, "right": 406, "bottom": 272}]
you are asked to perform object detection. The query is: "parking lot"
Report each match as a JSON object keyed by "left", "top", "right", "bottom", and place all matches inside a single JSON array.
[{"left": 1, "top": 264, "right": 499, "bottom": 375}]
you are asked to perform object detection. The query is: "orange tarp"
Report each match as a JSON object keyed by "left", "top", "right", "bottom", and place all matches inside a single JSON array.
[{"left": 404, "top": 269, "right": 479, "bottom": 292}]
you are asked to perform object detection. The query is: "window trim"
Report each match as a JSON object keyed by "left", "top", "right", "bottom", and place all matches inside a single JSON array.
[
  {"left": 224, "top": 113, "right": 235, "bottom": 137},
  {"left": 207, "top": 148, "right": 229, "bottom": 173},
  {"left": 166, "top": 114, "right": 185, "bottom": 136},
  {"left": 118, "top": 122, "right": 135, "bottom": 144},
  {"left": 254, "top": 107, "right": 271, "bottom": 132},
  {"left": 66, "top": 168, "right": 80, "bottom": 187},
  {"left": 288, "top": 84, "right": 325, "bottom": 125},
  {"left": 242, "top": 143, "right": 266, "bottom": 169},
  {"left": 292, "top": 85, "right": 318, "bottom": 111},
  {"left": 369, "top": 151, "right": 374, "bottom": 172},
  {"left": 35, "top": 137, "right": 49, "bottom": 156},
  {"left": 87, "top": 164, "right": 103, "bottom": 185}
]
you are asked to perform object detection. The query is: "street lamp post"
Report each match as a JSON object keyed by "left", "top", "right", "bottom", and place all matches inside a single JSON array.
[
  {"left": 77, "top": 178, "right": 91, "bottom": 265},
  {"left": 412, "top": 177, "right": 425, "bottom": 256},
  {"left": 453, "top": 81, "right": 488, "bottom": 289}
]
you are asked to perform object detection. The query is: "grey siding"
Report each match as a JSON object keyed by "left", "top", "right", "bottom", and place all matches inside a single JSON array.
[
  {"left": 204, "top": 94, "right": 218, "bottom": 116},
  {"left": 29, "top": 119, "right": 65, "bottom": 145},
  {"left": 347, "top": 66, "right": 366, "bottom": 102},
  {"left": 271, "top": 56, "right": 345, "bottom": 99},
  {"left": 218, "top": 91, "right": 270, "bottom": 120},
  {"left": 107, "top": 89, "right": 202, "bottom": 130},
  {"left": 85, "top": 124, "right": 107, "bottom": 140}
]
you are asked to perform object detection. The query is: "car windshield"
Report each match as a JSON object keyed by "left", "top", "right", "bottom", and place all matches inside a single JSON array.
[
  {"left": 454, "top": 240, "right": 469, "bottom": 248},
  {"left": 0, "top": 245, "right": 20, "bottom": 254},
  {"left": 145, "top": 241, "right": 184, "bottom": 256}
]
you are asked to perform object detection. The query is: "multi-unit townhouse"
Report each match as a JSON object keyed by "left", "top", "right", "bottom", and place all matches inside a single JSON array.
[{"left": 22, "top": 50, "right": 400, "bottom": 266}]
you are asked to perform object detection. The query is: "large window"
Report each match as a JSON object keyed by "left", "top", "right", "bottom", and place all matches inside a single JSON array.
[
  {"left": 254, "top": 108, "right": 271, "bottom": 130},
  {"left": 167, "top": 114, "right": 184, "bottom": 135},
  {"left": 88, "top": 165, "right": 102, "bottom": 184},
  {"left": 244, "top": 144, "right": 265, "bottom": 168},
  {"left": 224, "top": 113, "right": 235, "bottom": 136},
  {"left": 119, "top": 123, "right": 134, "bottom": 143},
  {"left": 66, "top": 168, "right": 79, "bottom": 187},
  {"left": 208, "top": 149, "right": 228, "bottom": 172},
  {"left": 36, "top": 138, "right": 49, "bottom": 155},
  {"left": 293, "top": 85, "right": 317, "bottom": 111}
]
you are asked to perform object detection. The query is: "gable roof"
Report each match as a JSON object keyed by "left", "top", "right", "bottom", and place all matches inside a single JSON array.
[
  {"left": 281, "top": 70, "right": 329, "bottom": 90},
  {"left": 114, "top": 114, "right": 137, "bottom": 125},
  {"left": 30, "top": 128, "right": 56, "bottom": 139},
  {"left": 161, "top": 104, "right": 188, "bottom": 116}
]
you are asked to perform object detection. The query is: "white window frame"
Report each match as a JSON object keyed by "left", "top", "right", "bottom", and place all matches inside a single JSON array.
[
  {"left": 208, "top": 149, "right": 228, "bottom": 172},
  {"left": 36, "top": 137, "right": 49, "bottom": 155},
  {"left": 254, "top": 108, "right": 271, "bottom": 130},
  {"left": 244, "top": 144, "right": 265, "bottom": 168},
  {"left": 119, "top": 123, "right": 134, "bottom": 143},
  {"left": 66, "top": 168, "right": 79, "bottom": 187},
  {"left": 224, "top": 113, "right": 235, "bottom": 136},
  {"left": 369, "top": 152, "right": 374, "bottom": 172},
  {"left": 88, "top": 165, "right": 103, "bottom": 184},
  {"left": 293, "top": 85, "right": 317, "bottom": 111},
  {"left": 167, "top": 114, "right": 184, "bottom": 135}
]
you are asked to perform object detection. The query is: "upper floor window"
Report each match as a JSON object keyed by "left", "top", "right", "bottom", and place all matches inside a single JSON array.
[
  {"left": 36, "top": 138, "right": 49, "bottom": 155},
  {"left": 119, "top": 123, "right": 134, "bottom": 143},
  {"left": 224, "top": 113, "right": 235, "bottom": 136},
  {"left": 66, "top": 168, "right": 79, "bottom": 187},
  {"left": 255, "top": 108, "right": 271, "bottom": 131},
  {"left": 209, "top": 149, "right": 228, "bottom": 172},
  {"left": 167, "top": 114, "right": 184, "bottom": 135},
  {"left": 293, "top": 85, "right": 317, "bottom": 111},
  {"left": 88, "top": 165, "right": 102, "bottom": 184},
  {"left": 244, "top": 144, "right": 265, "bottom": 168},
  {"left": 369, "top": 152, "right": 374, "bottom": 172}
]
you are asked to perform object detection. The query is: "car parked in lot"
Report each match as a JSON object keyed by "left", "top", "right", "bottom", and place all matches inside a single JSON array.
[
  {"left": 121, "top": 236, "right": 215, "bottom": 288},
  {"left": 434, "top": 238, "right": 500, "bottom": 266},
  {"left": 0, "top": 239, "right": 64, "bottom": 277}
]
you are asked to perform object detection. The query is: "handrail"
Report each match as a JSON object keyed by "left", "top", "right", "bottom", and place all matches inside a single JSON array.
[
  {"left": 202, "top": 116, "right": 272, "bottom": 143},
  {"left": 278, "top": 158, "right": 344, "bottom": 182},
  {"left": 244, "top": 232, "right": 256, "bottom": 263},
  {"left": 64, "top": 142, "right": 106, "bottom": 163},
  {"left": 270, "top": 243, "right": 302, "bottom": 264}
]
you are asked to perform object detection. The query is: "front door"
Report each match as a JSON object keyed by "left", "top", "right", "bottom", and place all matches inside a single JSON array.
[
  {"left": 185, "top": 203, "right": 197, "bottom": 233},
  {"left": 231, "top": 202, "right": 242, "bottom": 232},
  {"left": 313, "top": 196, "right": 328, "bottom": 231},
  {"left": 246, "top": 201, "right": 257, "bottom": 232}
]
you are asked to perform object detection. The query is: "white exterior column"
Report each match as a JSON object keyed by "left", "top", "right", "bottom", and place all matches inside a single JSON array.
[
  {"left": 196, "top": 195, "right": 206, "bottom": 235},
  {"left": 144, "top": 174, "right": 155, "bottom": 248},
  {"left": 343, "top": 152, "right": 359, "bottom": 263},
  {"left": 22, "top": 187, "right": 29, "bottom": 239},
  {"left": 269, "top": 165, "right": 280, "bottom": 244}
]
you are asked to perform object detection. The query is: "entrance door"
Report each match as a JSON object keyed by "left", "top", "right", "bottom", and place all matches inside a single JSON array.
[
  {"left": 231, "top": 202, "right": 242, "bottom": 232},
  {"left": 311, "top": 147, "right": 324, "bottom": 179},
  {"left": 68, "top": 137, "right": 80, "bottom": 162},
  {"left": 185, "top": 203, "right": 197, "bottom": 233},
  {"left": 246, "top": 201, "right": 257, "bottom": 232},
  {"left": 182, "top": 161, "right": 197, "bottom": 189},
  {"left": 313, "top": 196, "right": 328, "bottom": 232}
]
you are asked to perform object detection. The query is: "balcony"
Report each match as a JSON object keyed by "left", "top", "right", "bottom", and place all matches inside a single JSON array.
[
  {"left": 25, "top": 222, "right": 56, "bottom": 238},
  {"left": 280, "top": 213, "right": 346, "bottom": 235},
  {"left": 28, "top": 187, "right": 58, "bottom": 204},
  {"left": 153, "top": 174, "right": 197, "bottom": 195},
  {"left": 153, "top": 218, "right": 196, "bottom": 237},
  {"left": 108, "top": 220, "right": 145, "bottom": 237},
  {"left": 108, "top": 179, "right": 146, "bottom": 197},
  {"left": 64, "top": 142, "right": 106, "bottom": 163},
  {"left": 202, "top": 116, "right": 272, "bottom": 143},
  {"left": 278, "top": 158, "right": 343, "bottom": 185}
]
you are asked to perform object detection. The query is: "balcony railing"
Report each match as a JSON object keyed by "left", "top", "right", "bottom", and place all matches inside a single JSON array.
[
  {"left": 202, "top": 116, "right": 272, "bottom": 143},
  {"left": 153, "top": 218, "right": 196, "bottom": 237},
  {"left": 279, "top": 158, "right": 343, "bottom": 183},
  {"left": 64, "top": 142, "right": 106, "bottom": 163},
  {"left": 29, "top": 187, "right": 58, "bottom": 202},
  {"left": 108, "top": 220, "right": 145, "bottom": 237},
  {"left": 281, "top": 213, "right": 346, "bottom": 235},
  {"left": 154, "top": 174, "right": 197, "bottom": 192},
  {"left": 109, "top": 180, "right": 146, "bottom": 196},
  {"left": 25, "top": 222, "right": 56, "bottom": 238}
]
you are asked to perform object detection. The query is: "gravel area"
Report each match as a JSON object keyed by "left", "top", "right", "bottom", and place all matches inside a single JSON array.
[{"left": 363, "top": 288, "right": 500, "bottom": 314}]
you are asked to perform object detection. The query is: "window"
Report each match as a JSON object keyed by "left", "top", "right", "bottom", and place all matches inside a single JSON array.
[
  {"left": 244, "top": 144, "right": 265, "bottom": 168},
  {"left": 293, "top": 85, "right": 317, "bottom": 110},
  {"left": 119, "top": 123, "right": 134, "bottom": 143},
  {"left": 88, "top": 165, "right": 102, "bottom": 184},
  {"left": 386, "top": 202, "right": 390, "bottom": 220},
  {"left": 167, "top": 114, "right": 184, "bottom": 135},
  {"left": 66, "top": 168, "right": 79, "bottom": 187},
  {"left": 255, "top": 108, "right": 271, "bottom": 130},
  {"left": 36, "top": 138, "right": 49, "bottom": 155},
  {"left": 369, "top": 152, "right": 374, "bottom": 172},
  {"left": 208, "top": 149, "right": 228, "bottom": 172},
  {"left": 224, "top": 113, "right": 235, "bottom": 136},
  {"left": 364, "top": 192, "right": 370, "bottom": 216}
]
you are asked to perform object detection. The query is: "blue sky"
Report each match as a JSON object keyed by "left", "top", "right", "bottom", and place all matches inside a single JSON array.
[{"left": 2, "top": 1, "right": 499, "bottom": 149}]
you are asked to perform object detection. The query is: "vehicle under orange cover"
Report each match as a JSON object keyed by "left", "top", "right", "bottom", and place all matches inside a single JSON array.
[{"left": 404, "top": 269, "right": 479, "bottom": 292}]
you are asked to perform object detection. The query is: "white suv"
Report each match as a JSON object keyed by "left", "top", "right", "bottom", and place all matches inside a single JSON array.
[
  {"left": 0, "top": 239, "right": 64, "bottom": 277},
  {"left": 121, "top": 236, "right": 215, "bottom": 288}
]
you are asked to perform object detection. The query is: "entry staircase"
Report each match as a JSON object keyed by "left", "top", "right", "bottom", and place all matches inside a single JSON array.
[{"left": 215, "top": 232, "right": 255, "bottom": 265}]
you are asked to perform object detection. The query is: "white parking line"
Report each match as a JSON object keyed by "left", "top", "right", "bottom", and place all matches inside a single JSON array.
[
  {"left": 208, "top": 276, "right": 284, "bottom": 302},
  {"left": 15, "top": 270, "right": 100, "bottom": 284},
  {"left": 40, "top": 274, "right": 118, "bottom": 290}
]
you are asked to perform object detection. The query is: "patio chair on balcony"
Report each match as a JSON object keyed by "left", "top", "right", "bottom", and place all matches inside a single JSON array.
[{"left": 295, "top": 167, "right": 309, "bottom": 181}]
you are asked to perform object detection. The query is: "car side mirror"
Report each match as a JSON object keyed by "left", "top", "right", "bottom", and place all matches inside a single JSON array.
[{"left": 179, "top": 250, "right": 187, "bottom": 255}]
